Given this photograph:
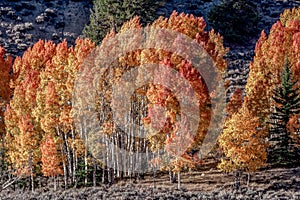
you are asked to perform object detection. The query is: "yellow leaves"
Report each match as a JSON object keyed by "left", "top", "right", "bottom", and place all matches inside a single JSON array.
[
  {"left": 280, "top": 7, "right": 300, "bottom": 27},
  {"left": 249, "top": 9, "right": 300, "bottom": 92},
  {"left": 4, "top": 38, "right": 95, "bottom": 177},
  {"left": 242, "top": 10, "right": 300, "bottom": 169},
  {"left": 218, "top": 105, "right": 267, "bottom": 173},
  {"left": 79, "top": 10, "right": 228, "bottom": 173},
  {"left": 119, "top": 16, "right": 142, "bottom": 33}
]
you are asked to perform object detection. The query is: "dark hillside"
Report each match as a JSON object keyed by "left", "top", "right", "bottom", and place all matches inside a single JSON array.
[{"left": 0, "top": 0, "right": 92, "bottom": 56}]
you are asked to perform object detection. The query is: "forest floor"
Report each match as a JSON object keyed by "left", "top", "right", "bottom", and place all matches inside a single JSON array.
[{"left": 0, "top": 166, "right": 299, "bottom": 199}]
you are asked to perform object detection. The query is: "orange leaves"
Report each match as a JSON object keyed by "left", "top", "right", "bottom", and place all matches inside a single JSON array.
[
  {"left": 91, "top": 11, "right": 228, "bottom": 173},
  {"left": 226, "top": 88, "right": 243, "bottom": 117},
  {"left": 218, "top": 106, "right": 267, "bottom": 173},
  {"left": 73, "top": 38, "right": 95, "bottom": 66},
  {"left": 238, "top": 9, "right": 300, "bottom": 170},
  {"left": 18, "top": 114, "right": 34, "bottom": 136},
  {"left": 287, "top": 114, "right": 300, "bottom": 146},
  {"left": 0, "top": 47, "right": 13, "bottom": 137},
  {"left": 246, "top": 7, "right": 300, "bottom": 122},
  {"left": 12, "top": 114, "right": 39, "bottom": 177},
  {"left": 45, "top": 82, "right": 59, "bottom": 110},
  {"left": 119, "top": 16, "right": 142, "bottom": 33},
  {"left": 40, "top": 134, "right": 63, "bottom": 177},
  {"left": 152, "top": 11, "right": 206, "bottom": 38},
  {"left": 21, "top": 40, "right": 56, "bottom": 72},
  {"left": 0, "top": 47, "right": 13, "bottom": 101},
  {"left": 4, "top": 38, "right": 95, "bottom": 178}
]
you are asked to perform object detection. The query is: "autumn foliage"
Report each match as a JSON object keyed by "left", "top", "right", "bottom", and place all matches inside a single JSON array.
[
  {"left": 245, "top": 7, "right": 300, "bottom": 123},
  {"left": 0, "top": 47, "right": 13, "bottom": 139},
  {"left": 243, "top": 7, "right": 300, "bottom": 165},
  {"left": 218, "top": 7, "right": 300, "bottom": 173},
  {"left": 1, "top": 6, "right": 299, "bottom": 191},
  {"left": 41, "top": 133, "right": 63, "bottom": 177},
  {"left": 4, "top": 39, "right": 95, "bottom": 182},
  {"left": 84, "top": 11, "right": 228, "bottom": 175},
  {"left": 218, "top": 102, "right": 267, "bottom": 172}
]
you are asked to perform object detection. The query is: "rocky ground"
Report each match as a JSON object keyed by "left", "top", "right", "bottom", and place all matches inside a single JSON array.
[
  {"left": 0, "top": 0, "right": 92, "bottom": 56},
  {"left": 0, "top": 167, "right": 299, "bottom": 199}
]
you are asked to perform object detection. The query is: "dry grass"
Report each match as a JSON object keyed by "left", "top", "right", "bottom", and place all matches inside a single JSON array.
[{"left": 1, "top": 166, "right": 299, "bottom": 199}]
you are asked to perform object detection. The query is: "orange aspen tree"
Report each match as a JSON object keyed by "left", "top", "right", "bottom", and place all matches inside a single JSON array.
[
  {"left": 33, "top": 39, "right": 94, "bottom": 187},
  {"left": 217, "top": 8, "right": 300, "bottom": 186},
  {"left": 39, "top": 81, "right": 62, "bottom": 179},
  {"left": 66, "top": 39, "right": 95, "bottom": 186},
  {"left": 16, "top": 114, "right": 38, "bottom": 191},
  {"left": 5, "top": 41, "right": 55, "bottom": 185},
  {"left": 5, "top": 39, "right": 95, "bottom": 189},
  {"left": 241, "top": 7, "right": 300, "bottom": 168},
  {"left": 0, "top": 47, "right": 13, "bottom": 174},
  {"left": 40, "top": 133, "right": 62, "bottom": 190},
  {"left": 245, "top": 7, "right": 300, "bottom": 124},
  {"left": 7, "top": 65, "right": 42, "bottom": 191},
  {"left": 33, "top": 41, "right": 72, "bottom": 186}
]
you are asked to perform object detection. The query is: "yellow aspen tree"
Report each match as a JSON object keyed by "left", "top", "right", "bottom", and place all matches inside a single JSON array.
[
  {"left": 218, "top": 103, "right": 267, "bottom": 189},
  {"left": 219, "top": 103, "right": 267, "bottom": 172}
]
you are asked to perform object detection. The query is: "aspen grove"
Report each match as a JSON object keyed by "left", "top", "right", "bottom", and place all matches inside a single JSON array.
[{"left": 0, "top": 7, "right": 299, "bottom": 191}]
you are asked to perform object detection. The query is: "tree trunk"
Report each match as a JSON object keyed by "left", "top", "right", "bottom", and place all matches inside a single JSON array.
[
  {"left": 177, "top": 172, "right": 181, "bottom": 190},
  {"left": 30, "top": 168, "right": 34, "bottom": 192},
  {"left": 169, "top": 170, "right": 175, "bottom": 183},
  {"left": 53, "top": 176, "right": 57, "bottom": 191},
  {"left": 71, "top": 128, "right": 76, "bottom": 184},
  {"left": 83, "top": 117, "right": 88, "bottom": 186},
  {"left": 153, "top": 169, "right": 156, "bottom": 189},
  {"left": 63, "top": 133, "right": 73, "bottom": 185},
  {"left": 247, "top": 173, "right": 250, "bottom": 187},
  {"left": 0, "top": 135, "right": 4, "bottom": 177},
  {"left": 62, "top": 160, "right": 67, "bottom": 189},
  {"left": 234, "top": 170, "right": 242, "bottom": 190},
  {"left": 56, "top": 126, "right": 67, "bottom": 189},
  {"left": 102, "top": 167, "right": 106, "bottom": 184},
  {"left": 93, "top": 159, "right": 96, "bottom": 187},
  {"left": 84, "top": 148, "right": 88, "bottom": 185}
]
